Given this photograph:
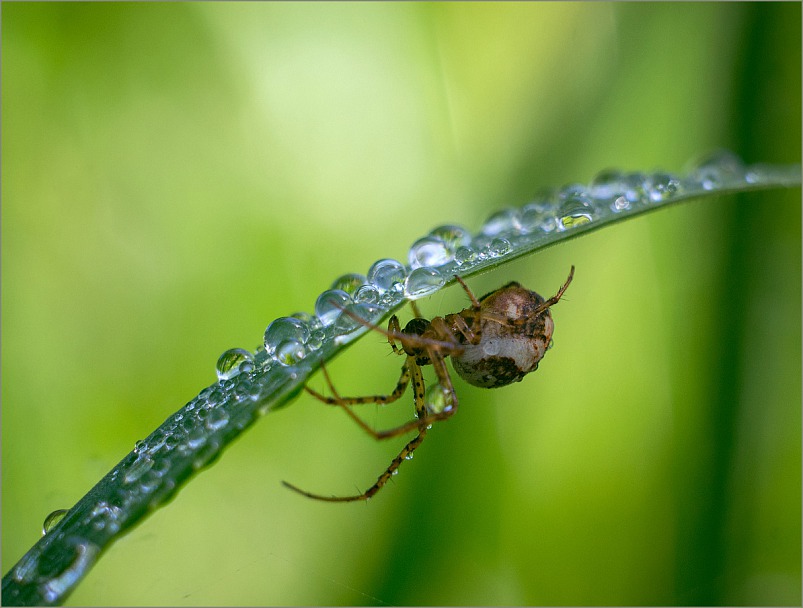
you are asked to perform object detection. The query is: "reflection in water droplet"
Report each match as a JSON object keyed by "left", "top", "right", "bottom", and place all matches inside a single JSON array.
[
  {"left": 40, "top": 541, "right": 100, "bottom": 604},
  {"left": 404, "top": 267, "right": 445, "bottom": 299},
  {"left": 611, "top": 195, "right": 630, "bottom": 212},
  {"left": 264, "top": 317, "right": 310, "bottom": 353},
  {"left": 124, "top": 454, "right": 154, "bottom": 484},
  {"left": 205, "top": 406, "right": 230, "bottom": 431},
  {"left": 193, "top": 440, "right": 221, "bottom": 470},
  {"left": 408, "top": 236, "right": 451, "bottom": 269},
  {"left": 481, "top": 208, "right": 521, "bottom": 237},
  {"left": 520, "top": 202, "right": 557, "bottom": 233},
  {"left": 186, "top": 426, "right": 207, "bottom": 449},
  {"left": 330, "top": 273, "right": 367, "bottom": 296},
  {"left": 253, "top": 347, "right": 270, "bottom": 368},
  {"left": 589, "top": 169, "right": 625, "bottom": 199},
  {"left": 454, "top": 246, "right": 478, "bottom": 266},
  {"left": 367, "top": 258, "right": 406, "bottom": 293},
  {"left": 215, "top": 348, "right": 253, "bottom": 381},
  {"left": 291, "top": 311, "right": 323, "bottom": 331},
  {"left": 42, "top": 509, "right": 69, "bottom": 536},
  {"left": 557, "top": 195, "right": 595, "bottom": 230},
  {"left": 354, "top": 283, "right": 380, "bottom": 304},
  {"left": 689, "top": 150, "right": 746, "bottom": 190},
  {"left": 424, "top": 384, "right": 453, "bottom": 415},
  {"left": 315, "top": 289, "right": 352, "bottom": 326},
  {"left": 13, "top": 549, "right": 40, "bottom": 583},
  {"left": 333, "top": 302, "right": 381, "bottom": 336},
  {"left": 305, "top": 329, "right": 326, "bottom": 351},
  {"left": 485, "top": 238, "right": 511, "bottom": 257},
  {"left": 647, "top": 172, "right": 681, "bottom": 202},
  {"left": 429, "top": 224, "right": 471, "bottom": 252},
  {"left": 274, "top": 339, "right": 306, "bottom": 366}
]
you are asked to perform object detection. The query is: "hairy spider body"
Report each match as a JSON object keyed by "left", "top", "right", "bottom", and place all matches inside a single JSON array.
[{"left": 283, "top": 266, "right": 574, "bottom": 502}]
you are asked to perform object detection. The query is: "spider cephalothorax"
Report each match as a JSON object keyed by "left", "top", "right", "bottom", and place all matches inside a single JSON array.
[{"left": 283, "top": 266, "right": 574, "bottom": 502}]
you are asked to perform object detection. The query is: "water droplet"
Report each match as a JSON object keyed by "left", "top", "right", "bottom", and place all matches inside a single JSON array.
[
  {"left": 333, "top": 302, "right": 381, "bottom": 336},
  {"left": 39, "top": 540, "right": 100, "bottom": 604},
  {"left": 215, "top": 348, "right": 253, "bottom": 381},
  {"left": 292, "top": 311, "right": 323, "bottom": 331},
  {"left": 264, "top": 317, "right": 310, "bottom": 353},
  {"left": 305, "top": 329, "right": 326, "bottom": 351},
  {"left": 408, "top": 236, "right": 451, "bottom": 269},
  {"left": 274, "top": 339, "right": 306, "bottom": 365},
  {"left": 404, "top": 267, "right": 445, "bottom": 299},
  {"left": 186, "top": 426, "right": 207, "bottom": 449},
  {"left": 203, "top": 407, "right": 229, "bottom": 431},
  {"left": 367, "top": 258, "right": 407, "bottom": 293},
  {"left": 404, "top": 453, "right": 414, "bottom": 461},
  {"left": 589, "top": 169, "right": 625, "bottom": 199},
  {"left": 330, "top": 273, "right": 367, "bottom": 296},
  {"left": 454, "top": 246, "right": 478, "bottom": 266},
  {"left": 124, "top": 454, "right": 154, "bottom": 484},
  {"left": 485, "top": 238, "right": 511, "bottom": 257},
  {"left": 253, "top": 346, "right": 271, "bottom": 367},
  {"left": 42, "top": 509, "right": 69, "bottom": 536},
  {"left": 481, "top": 208, "right": 522, "bottom": 237},
  {"left": 610, "top": 195, "right": 631, "bottom": 212},
  {"left": 89, "top": 501, "right": 122, "bottom": 534},
  {"left": 354, "top": 283, "right": 380, "bottom": 304},
  {"left": 193, "top": 440, "right": 221, "bottom": 470},
  {"left": 429, "top": 224, "right": 472, "bottom": 252},
  {"left": 142, "top": 431, "right": 167, "bottom": 455},
  {"left": 647, "top": 172, "right": 681, "bottom": 201},
  {"left": 392, "top": 469, "right": 399, "bottom": 476},
  {"left": 557, "top": 194, "right": 594, "bottom": 230},
  {"left": 689, "top": 150, "right": 746, "bottom": 190},
  {"left": 315, "top": 289, "right": 352, "bottom": 326},
  {"left": 520, "top": 202, "right": 557, "bottom": 233},
  {"left": 13, "top": 550, "right": 39, "bottom": 583},
  {"left": 424, "top": 384, "right": 454, "bottom": 415}
]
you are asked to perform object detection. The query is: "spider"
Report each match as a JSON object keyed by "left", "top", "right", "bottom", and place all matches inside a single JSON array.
[{"left": 282, "top": 265, "right": 575, "bottom": 502}]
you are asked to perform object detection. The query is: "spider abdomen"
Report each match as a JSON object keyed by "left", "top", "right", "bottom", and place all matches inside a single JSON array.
[{"left": 451, "top": 282, "right": 555, "bottom": 388}]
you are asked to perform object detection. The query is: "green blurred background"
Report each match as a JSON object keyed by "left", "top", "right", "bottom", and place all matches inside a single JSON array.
[{"left": 3, "top": 3, "right": 800, "bottom": 605}]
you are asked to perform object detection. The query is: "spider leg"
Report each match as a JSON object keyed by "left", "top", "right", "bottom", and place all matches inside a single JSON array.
[
  {"left": 530, "top": 265, "right": 574, "bottom": 316},
  {"left": 281, "top": 429, "right": 427, "bottom": 502},
  {"left": 283, "top": 357, "right": 457, "bottom": 502},
  {"left": 304, "top": 360, "right": 411, "bottom": 408},
  {"left": 453, "top": 275, "right": 481, "bottom": 308}
]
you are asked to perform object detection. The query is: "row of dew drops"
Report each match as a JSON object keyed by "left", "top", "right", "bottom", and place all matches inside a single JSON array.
[
  {"left": 215, "top": 149, "right": 770, "bottom": 384},
  {"left": 25, "top": 151, "right": 776, "bottom": 603}
]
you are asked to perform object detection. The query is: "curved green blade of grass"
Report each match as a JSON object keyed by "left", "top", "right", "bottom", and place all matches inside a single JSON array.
[{"left": 2, "top": 152, "right": 800, "bottom": 606}]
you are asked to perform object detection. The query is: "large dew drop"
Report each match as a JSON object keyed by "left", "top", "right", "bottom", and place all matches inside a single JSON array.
[
  {"left": 42, "top": 508, "right": 69, "bottom": 536},
  {"left": 315, "top": 289, "right": 352, "bottom": 326},
  {"left": 404, "top": 267, "right": 445, "bottom": 299},
  {"left": 408, "top": 235, "right": 452, "bottom": 269},
  {"left": 330, "top": 273, "right": 367, "bottom": 296},
  {"left": 367, "top": 258, "right": 406, "bottom": 293},
  {"left": 215, "top": 348, "right": 253, "bottom": 381},
  {"left": 263, "top": 317, "right": 310, "bottom": 353}
]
